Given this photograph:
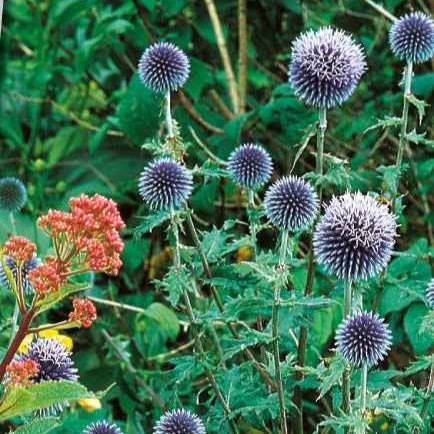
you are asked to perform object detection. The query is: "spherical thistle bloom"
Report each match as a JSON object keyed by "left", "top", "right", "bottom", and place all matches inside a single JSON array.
[
  {"left": 389, "top": 12, "right": 434, "bottom": 64},
  {"left": 69, "top": 298, "right": 97, "bottom": 328},
  {"left": 336, "top": 311, "right": 392, "bottom": 368},
  {"left": 314, "top": 192, "right": 397, "bottom": 281},
  {"left": 154, "top": 409, "right": 206, "bottom": 434},
  {"left": 3, "top": 236, "right": 36, "bottom": 263},
  {"left": 289, "top": 27, "right": 366, "bottom": 108},
  {"left": 138, "top": 158, "right": 193, "bottom": 210},
  {"left": 83, "top": 421, "right": 123, "bottom": 434},
  {"left": 264, "top": 175, "right": 318, "bottom": 232},
  {"left": 0, "top": 255, "right": 40, "bottom": 293},
  {"left": 138, "top": 42, "right": 190, "bottom": 93},
  {"left": 426, "top": 278, "right": 434, "bottom": 308},
  {"left": 0, "top": 177, "right": 27, "bottom": 212},
  {"left": 227, "top": 143, "right": 273, "bottom": 190}
]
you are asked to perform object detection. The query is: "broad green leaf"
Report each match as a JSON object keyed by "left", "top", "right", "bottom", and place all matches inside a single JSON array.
[
  {"left": 144, "top": 302, "right": 180, "bottom": 340},
  {"left": 12, "top": 417, "right": 60, "bottom": 434},
  {"left": 404, "top": 303, "right": 432, "bottom": 354}
]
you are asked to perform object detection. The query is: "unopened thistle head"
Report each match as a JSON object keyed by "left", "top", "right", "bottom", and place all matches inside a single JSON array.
[
  {"left": 0, "top": 255, "right": 40, "bottom": 293},
  {"left": 289, "top": 27, "right": 366, "bottom": 108},
  {"left": 314, "top": 192, "right": 397, "bottom": 281},
  {"left": 336, "top": 311, "right": 392, "bottom": 367},
  {"left": 138, "top": 42, "right": 190, "bottom": 93},
  {"left": 227, "top": 143, "right": 273, "bottom": 190},
  {"left": 264, "top": 176, "right": 318, "bottom": 232},
  {"left": 154, "top": 409, "right": 206, "bottom": 434},
  {"left": 138, "top": 158, "right": 193, "bottom": 210},
  {"left": 0, "top": 177, "right": 27, "bottom": 212},
  {"left": 389, "top": 12, "right": 434, "bottom": 64},
  {"left": 83, "top": 421, "right": 123, "bottom": 434},
  {"left": 426, "top": 278, "right": 434, "bottom": 308}
]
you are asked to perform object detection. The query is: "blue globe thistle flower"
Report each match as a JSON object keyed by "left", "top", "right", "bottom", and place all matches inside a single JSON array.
[
  {"left": 289, "top": 27, "right": 366, "bottom": 108},
  {"left": 138, "top": 42, "right": 190, "bottom": 93},
  {"left": 389, "top": 12, "right": 434, "bottom": 64},
  {"left": 336, "top": 311, "right": 392, "bottom": 368},
  {"left": 426, "top": 278, "right": 434, "bottom": 308},
  {"left": 227, "top": 143, "right": 273, "bottom": 190},
  {"left": 154, "top": 409, "right": 206, "bottom": 434},
  {"left": 264, "top": 176, "right": 318, "bottom": 232},
  {"left": 0, "top": 255, "right": 40, "bottom": 293},
  {"left": 313, "top": 192, "right": 397, "bottom": 282},
  {"left": 83, "top": 421, "right": 123, "bottom": 434},
  {"left": 138, "top": 158, "right": 193, "bottom": 210},
  {"left": 0, "top": 177, "right": 27, "bottom": 212}
]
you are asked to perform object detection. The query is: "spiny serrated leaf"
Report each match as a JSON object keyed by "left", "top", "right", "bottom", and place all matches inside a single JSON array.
[
  {"left": 364, "top": 116, "right": 401, "bottom": 133},
  {"left": 134, "top": 210, "right": 172, "bottom": 238},
  {"left": 406, "top": 94, "right": 429, "bottom": 124}
]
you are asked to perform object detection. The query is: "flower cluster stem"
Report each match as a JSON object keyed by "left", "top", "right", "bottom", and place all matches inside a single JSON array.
[
  {"left": 392, "top": 61, "right": 412, "bottom": 212},
  {"left": 272, "top": 230, "right": 289, "bottom": 434},
  {"left": 342, "top": 279, "right": 353, "bottom": 416}
]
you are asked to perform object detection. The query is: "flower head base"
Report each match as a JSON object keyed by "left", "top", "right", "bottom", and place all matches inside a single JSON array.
[
  {"left": 336, "top": 311, "right": 392, "bottom": 367},
  {"left": 28, "top": 264, "right": 62, "bottom": 296},
  {"left": 83, "top": 421, "right": 123, "bottom": 434},
  {"left": 314, "top": 192, "right": 397, "bottom": 281},
  {"left": 389, "top": 12, "right": 434, "bottom": 64},
  {"left": 426, "top": 278, "right": 434, "bottom": 308},
  {"left": 0, "top": 177, "right": 27, "bottom": 212},
  {"left": 5, "top": 359, "right": 40, "bottom": 386},
  {"left": 154, "top": 409, "right": 206, "bottom": 434},
  {"left": 3, "top": 237, "right": 36, "bottom": 263},
  {"left": 227, "top": 144, "right": 273, "bottom": 190},
  {"left": 0, "top": 255, "right": 39, "bottom": 293},
  {"left": 264, "top": 176, "right": 318, "bottom": 232},
  {"left": 139, "top": 158, "right": 193, "bottom": 210},
  {"left": 138, "top": 42, "right": 190, "bottom": 93},
  {"left": 289, "top": 27, "right": 366, "bottom": 108},
  {"left": 69, "top": 298, "right": 97, "bottom": 328}
]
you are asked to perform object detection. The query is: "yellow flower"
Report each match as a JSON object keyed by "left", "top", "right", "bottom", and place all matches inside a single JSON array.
[
  {"left": 236, "top": 246, "right": 252, "bottom": 262},
  {"left": 78, "top": 398, "right": 102, "bottom": 413},
  {"left": 380, "top": 421, "right": 389, "bottom": 431},
  {"left": 18, "top": 329, "right": 73, "bottom": 353}
]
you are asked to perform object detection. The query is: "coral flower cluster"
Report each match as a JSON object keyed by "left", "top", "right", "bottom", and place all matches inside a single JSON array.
[
  {"left": 3, "top": 237, "right": 36, "bottom": 263},
  {"left": 69, "top": 298, "right": 97, "bottom": 328},
  {"left": 5, "top": 358, "right": 40, "bottom": 386}
]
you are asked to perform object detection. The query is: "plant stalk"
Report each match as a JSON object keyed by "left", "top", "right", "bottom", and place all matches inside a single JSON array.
[
  {"left": 392, "top": 61, "right": 412, "bottom": 212},
  {"left": 342, "top": 279, "right": 353, "bottom": 415},
  {"left": 165, "top": 91, "right": 174, "bottom": 139},
  {"left": 420, "top": 360, "right": 434, "bottom": 422},
  {"left": 272, "top": 230, "right": 289, "bottom": 434},
  {"left": 359, "top": 364, "right": 368, "bottom": 434}
]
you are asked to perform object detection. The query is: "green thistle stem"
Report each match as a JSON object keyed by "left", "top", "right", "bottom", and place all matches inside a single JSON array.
[
  {"left": 342, "top": 279, "right": 353, "bottom": 416},
  {"left": 248, "top": 189, "right": 257, "bottom": 261},
  {"left": 165, "top": 91, "right": 174, "bottom": 139},
  {"left": 8, "top": 212, "right": 20, "bottom": 347},
  {"left": 359, "top": 364, "right": 368, "bottom": 434},
  {"left": 392, "top": 61, "right": 412, "bottom": 212},
  {"left": 272, "top": 230, "right": 289, "bottom": 434}
]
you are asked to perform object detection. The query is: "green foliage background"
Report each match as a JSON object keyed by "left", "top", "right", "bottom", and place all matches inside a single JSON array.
[{"left": 0, "top": 0, "right": 433, "bottom": 433}]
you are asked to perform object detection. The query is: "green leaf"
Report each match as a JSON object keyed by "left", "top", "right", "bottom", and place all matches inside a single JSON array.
[
  {"left": 406, "top": 94, "right": 429, "bottom": 124},
  {"left": 404, "top": 303, "right": 432, "bottom": 354},
  {"left": 133, "top": 210, "right": 171, "bottom": 238},
  {"left": 364, "top": 116, "right": 401, "bottom": 133},
  {"left": 144, "top": 302, "right": 180, "bottom": 340},
  {"left": 317, "top": 356, "right": 346, "bottom": 400},
  {"left": 406, "top": 130, "right": 434, "bottom": 148},
  {"left": 0, "top": 381, "right": 94, "bottom": 421},
  {"left": 12, "top": 417, "right": 60, "bottom": 434}
]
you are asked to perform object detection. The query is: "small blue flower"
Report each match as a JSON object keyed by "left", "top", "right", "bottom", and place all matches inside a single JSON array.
[
  {"left": 83, "top": 421, "right": 123, "bottom": 434},
  {"left": 227, "top": 143, "right": 273, "bottom": 190},
  {"left": 154, "top": 409, "right": 206, "bottom": 434},
  {"left": 0, "top": 177, "right": 27, "bottom": 213},
  {"left": 389, "top": 12, "right": 434, "bottom": 64},
  {"left": 0, "top": 255, "right": 40, "bottom": 293},
  {"left": 138, "top": 42, "right": 190, "bottom": 93},
  {"left": 426, "top": 278, "right": 434, "bottom": 308},
  {"left": 264, "top": 176, "right": 318, "bottom": 232},
  {"left": 138, "top": 158, "right": 193, "bottom": 210},
  {"left": 336, "top": 311, "right": 392, "bottom": 367},
  {"left": 289, "top": 27, "right": 366, "bottom": 108}
]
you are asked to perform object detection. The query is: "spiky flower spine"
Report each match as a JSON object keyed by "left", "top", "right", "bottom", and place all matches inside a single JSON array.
[
  {"left": 153, "top": 409, "right": 206, "bottom": 434},
  {"left": 289, "top": 27, "right": 366, "bottom": 108},
  {"left": 264, "top": 175, "right": 318, "bottom": 232},
  {"left": 389, "top": 12, "right": 434, "bottom": 64},
  {"left": 0, "top": 177, "right": 27, "bottom": 212},
  {"left": 138, "top": 42, "right": 190, "bottom": 93},
  {"left": 336, "top": 311, "right": 392, "bottom": 368},
  {"left": 83, "top": 421, "right": 123, "bottom": 434},
  {"left": 0, "top": 255, "right": 40, "bottom": 293},
  {"left": 138, "top": 158, "right": 193, "bottom": 210},
  {"left": 313, "top": 192, "right": 397, "bottom": 281},
  {"left": 227, "top": 143, "right": 273, "bottom": 190},
  {"left": 426, "top": 278, "right": 434, "bottom": 308}
]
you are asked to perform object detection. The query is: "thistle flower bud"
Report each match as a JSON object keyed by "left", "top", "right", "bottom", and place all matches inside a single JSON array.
[
  {"left": 0, "top": 177, "right": 27, "bottom": 212},
  {"left": 154, "top": 409, "right": 206, "bottom": 434},
  {"left": 83, "top": 421, "right": 123, "bottom": 434}
]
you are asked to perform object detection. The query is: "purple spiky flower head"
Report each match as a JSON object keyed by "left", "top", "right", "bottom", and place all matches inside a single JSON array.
[
  {"left": 289, "top": 27, "right": 366, "bottom": 108},
  {"left": 138, "top": 42, "right": 190, "bottom": 93},
  {"left": 138, "top": 158, "right": 193, "bottom": 210},
  {"left": 83, "top": 421, "right": 123, "bottom": 434},
  {"left": 0, "top": 177, "right": 27, "bottom": 212},
  {"left": 389, "top": 12, "right": 434, "bottom": 64},
  {"left": 153, "top": 409, "right": 206, "bottom": 434},
  {"left": 0, "top": 255, "right": 40, "bottom": 293},
  {"left": 426, "top": 278, "right": 434, "bottom": 308},
  {"left": 264, "top": 176, "right": 318, "bottom": 232},
  {"left": 227, "top": 143, "right": 273, "bottom": 190},
  {"left": 314, "top": 192, "right": 397, "bottom": 281},
  {"left": 336, "top": 311, "right": 392, "bottom": 368}
]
